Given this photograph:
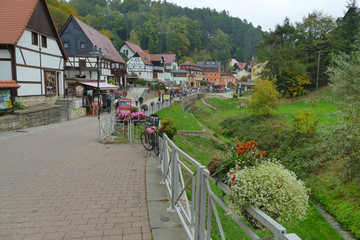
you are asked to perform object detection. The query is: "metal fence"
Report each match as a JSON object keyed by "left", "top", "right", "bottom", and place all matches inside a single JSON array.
[{"left": 158, "top": 134, "right": 301, "bottom": 240}]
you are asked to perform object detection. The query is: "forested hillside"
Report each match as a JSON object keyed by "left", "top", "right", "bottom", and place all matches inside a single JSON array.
[{"left": 47, "top": 0, "right": 263, "bottom": 66}]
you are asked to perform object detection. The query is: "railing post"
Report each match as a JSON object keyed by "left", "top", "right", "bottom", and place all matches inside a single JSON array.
[
  {"left": 160, "top": 136, "right": 168, "bottom": 184},
  {"left": 170, "top": 149, "right": 179, "bottom": 211},
  {"left": 194, "top": 166, "right": 206, "bottom": 240}
]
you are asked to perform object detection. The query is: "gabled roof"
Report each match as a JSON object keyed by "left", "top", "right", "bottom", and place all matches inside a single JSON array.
[
  {"left": 179, "top": 61, "right": 203, "bottom": 71},
  {"left": 122, "top": 41, "right": 143, "bottom": 54},
  {"left": 62, "top": 15, "right": 124, "bottom": 63},
  {"left": 234, "top": 62, "right": 247, "bottom": 70},
  {"left": 137, "top": 51, "right": 152, "bottom": 65},
  {"left": 0, "top": 0, "right": 67, "bottom": 58},
  {"left": 0, "top": 0, "right": 38, "bottom": 44}
]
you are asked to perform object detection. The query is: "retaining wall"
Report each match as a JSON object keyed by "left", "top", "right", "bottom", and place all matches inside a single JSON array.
[{"left": 0, "top": 104, "right": 61, "bottom": 131}]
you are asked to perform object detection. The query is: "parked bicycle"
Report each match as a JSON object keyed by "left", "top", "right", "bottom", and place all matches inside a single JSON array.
[{"left": 138, "top": 114, "right": 162, "bottom": 155}]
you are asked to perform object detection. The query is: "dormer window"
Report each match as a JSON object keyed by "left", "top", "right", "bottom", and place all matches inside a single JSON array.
[
  {"left": 80, "top": 42, "right": 85, "bottom": 49},
  {"left": 31, "top": 32, "right": 38, "bottom": 46},
  {"left": 63, "top": 42, "right": 69, "bottom": 49}
]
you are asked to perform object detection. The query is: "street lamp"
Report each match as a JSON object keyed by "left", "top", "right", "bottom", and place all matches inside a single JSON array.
[{"left": 90, "top": 45, "right": 104, "bottom": 142}]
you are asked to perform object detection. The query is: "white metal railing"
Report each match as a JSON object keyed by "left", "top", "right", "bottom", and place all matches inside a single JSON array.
[{"left": 158, "top": 134, "right": 302, "bottom": 240}]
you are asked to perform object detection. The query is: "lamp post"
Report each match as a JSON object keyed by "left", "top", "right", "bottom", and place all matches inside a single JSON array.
[{"left": 90, "top": 45, "right": 103, "bottom": 142}]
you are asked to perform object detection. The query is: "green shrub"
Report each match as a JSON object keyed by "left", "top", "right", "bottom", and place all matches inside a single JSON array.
[
  {"left": 293, "top": 111, "right": 320, "bottom": 136},
  {"left": 233, "top": 94, "right": 238, "bottom": 98},
  {"left": 14, "top": 101, "right": 26, "bottom": 110},
  {"left": 227, "top": 161, "right": 310, "bottom": 227}
]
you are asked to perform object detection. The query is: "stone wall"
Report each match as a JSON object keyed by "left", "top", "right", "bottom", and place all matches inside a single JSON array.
[
  {"left": 68, "top": 107, "right": 86, "bottom": 121},
  {"left": 0, "top": 104, "right": 61, "bottom": 131},
  {"left": 181, "top": 93, "right": 204, "bottom": 109}
]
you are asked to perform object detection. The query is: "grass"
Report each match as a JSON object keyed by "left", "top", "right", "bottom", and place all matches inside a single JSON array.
[{"left": 155, "top": 103, "right": 203, "bottom": 131}]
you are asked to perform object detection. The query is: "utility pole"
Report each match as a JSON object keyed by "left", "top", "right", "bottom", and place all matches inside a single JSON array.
[{"left": 316, "top": 52, "right": 320, "bottom": 91}]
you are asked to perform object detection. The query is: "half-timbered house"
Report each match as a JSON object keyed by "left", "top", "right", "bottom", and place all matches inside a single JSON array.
[
  {"left": 127, "top": 52, "right": 165, "bottom": 82},
  {"left": 0, "top": 0, "right": 67, "bottom": 106},
  {"left": 60, "top": 15, "right": 126, "bottom": 94}
]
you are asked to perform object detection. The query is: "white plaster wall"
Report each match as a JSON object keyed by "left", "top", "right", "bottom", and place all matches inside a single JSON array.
[
  {"left": 0, "top": 49, "right": 10, "bottom": 58},
  {"left": 18, "top": 83, "right": 42, "bottom": 96},
  {"left": 0, "top": 62, "right": 12, "bottom": 80},
  {"left": 17, "top": 30, "right": 40, "bottom": 52},
  {"left": 120, "top": 45, "right": 134, "bottom": 59},
  {"left": 15, "top": 48, "right": 25, "bottom": 65},
  {"left": 41, "top": 54, "right": 62, "bottom": 69},
  {"left": 41, "top": 38, "right": 62, "bottom": 56},
  {"left": 21, "top": 49, "right": 40, "bottom": 66},
  {"left": 17, "top": 66, "right": 41, "bottom": 82}
]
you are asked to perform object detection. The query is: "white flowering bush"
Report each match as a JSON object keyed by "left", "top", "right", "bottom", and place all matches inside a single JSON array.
[{"left": 226, "top": 160, "right": 309, "bottom": 227}]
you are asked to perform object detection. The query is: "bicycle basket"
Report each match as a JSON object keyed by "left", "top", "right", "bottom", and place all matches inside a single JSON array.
[{"left": 149, "top": 114, "right": 160, "bottom": 126}]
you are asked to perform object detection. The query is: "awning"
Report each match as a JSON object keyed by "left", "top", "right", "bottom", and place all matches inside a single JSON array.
[
  {"left": 78, "top": 81, "right": 119, "bottom": 90},
  {"left": 0, "top": 80, "right": 21, "bottom": 89}
]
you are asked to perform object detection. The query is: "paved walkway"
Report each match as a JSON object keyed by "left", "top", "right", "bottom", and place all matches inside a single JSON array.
[{"left": 0, "top": 117, "right": 151, "bottom": 240}]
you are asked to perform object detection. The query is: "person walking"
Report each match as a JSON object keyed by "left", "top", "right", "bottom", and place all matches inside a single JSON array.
[
  {"left": 106, "top": 95, "right": 112, "bottom": 113},
  {"left": 135, "top": 95, "right": 139, "bottom": 107},
  {"left": 139, "top": 96, "right": 144, "bottom": 106}
]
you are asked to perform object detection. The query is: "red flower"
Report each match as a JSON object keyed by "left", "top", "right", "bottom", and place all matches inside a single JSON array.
[
  {"left": 232, "top": 175, "right": 236, "bottom": 181},
  {"left": 257, "top": 152, "right": 262, "bottom": 157},
  {"left": 235, "top": 142, "right": 240, "bottom": 146},
  {"left": 161, "top": 125, "right": 167, "bottom": 131},
  {"left": 262, "top": 152, "right": 267, "bottom": 157},
  {"left": 236, "top": 149, "right": 244, "bottom": 155}
]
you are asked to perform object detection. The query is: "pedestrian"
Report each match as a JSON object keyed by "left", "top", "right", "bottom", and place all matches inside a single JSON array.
[
  {"left": 92, "top": 96, "right": 98, "bottom": 115},
  {"left": 135, "top": 95, "right": 139, "bottom": 107},
  {"left": 139, "top": 96, "right": 144, "bottom": 106},
  {"left": 106, "top": 95, "right": 111, "bottom": 113}
]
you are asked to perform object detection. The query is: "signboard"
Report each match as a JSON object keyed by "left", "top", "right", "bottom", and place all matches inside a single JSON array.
[
  {"left": 0, "top": 89, "right": 12, "bottom": 110},
  {"left": 119, "top": 99, "right": 132, "bottom": 113},
  {"left": 162, "top": 93, "right": 171, "bottom": 101}
]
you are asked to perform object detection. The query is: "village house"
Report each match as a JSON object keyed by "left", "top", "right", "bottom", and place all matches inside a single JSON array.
[
  {"left": 179, "top": 61, "right": 203, "bottom": 88},
  {"left": 219, "top": 74, "right": 237, "bottom": 89},
  {"left": 127, "top": 51, "right": 166, "bottom": 83},
  {"left": 197, "top": 61, "right": 221, "bottom": 88},
  {"left": 119, "top": 41, "right": 143, "bottom": 60},
  {"left": 232, "top": 62, "right": 250, "bottom": 81},
  {"left": 60, "top": 15, "right": 126, "bottom": 96},
  {"left": 0, "top": 0, "right": 67, "bottom": 106}
]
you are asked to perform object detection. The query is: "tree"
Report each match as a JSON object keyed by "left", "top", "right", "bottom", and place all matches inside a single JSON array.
[
  {"left": 327, "top": 41, "right": 360, "bottom": 180},
  {"left": 128, "top": 30, "right": 140, "bottom": 45},
  {"left": 247, "top": 80, "right": 281, "bottom": 116},
  {"left": 207, "top": 29, "right": 231, "bottom": 66},
  {"left": 330, "top": 0, "right": 360, "bottom": 54}
]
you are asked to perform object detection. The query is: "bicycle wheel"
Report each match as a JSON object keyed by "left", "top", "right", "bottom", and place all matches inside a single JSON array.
[
  {"left": 140, "top": 131, "right": 153, "bottom": 151},
  {"left": 152, "top": 133, "right": 159, "bottom": 156}
]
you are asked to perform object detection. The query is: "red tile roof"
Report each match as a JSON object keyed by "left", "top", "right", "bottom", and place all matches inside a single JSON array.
[
  {"left": 0, "top": 80, "right": 21, "bottom": 88},
  {"left": 124, "top": 41, "right": 143, "bottom": 54},
  {"left": 0, "top": 0, "right": 38, "bottom": 44},
  {"left": 71, "top": 16, "right": 125, "bottom": 63},
  {"left": 235, "top": 62, "right": 247, "bottom": 70}
]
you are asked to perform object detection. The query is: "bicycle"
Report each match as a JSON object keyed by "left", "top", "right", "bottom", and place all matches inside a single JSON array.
[{"left": 138, "top": 114, "right": 161, "bottom": 155}]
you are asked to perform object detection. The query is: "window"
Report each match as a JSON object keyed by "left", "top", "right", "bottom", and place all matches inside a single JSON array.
[
  {"left": 32, "top": 32, "right": 38, "bottom": 45},
  {"left": 80, "top": 42, "right": 85, "bottom": 49},
  {"left": 63, "top": 42, "right": 69, "bottom": 49},
  {"left": 79, "top": 59, "right": 86, "bottom": 68},
  {"left": 214, "top": 73, "right": 217, "bottom": 76},
  {"left": 44, "top": 71, "right": 56, "bottom": 96},
  {"left": 41, "top": 35, "right": 47, "bottom": 48}
]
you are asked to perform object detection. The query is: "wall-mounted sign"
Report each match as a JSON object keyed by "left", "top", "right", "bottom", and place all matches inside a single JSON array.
[
  {"left": 119, "top": 99, "right": 132, "bottom": 113},
  {"left": 0, "top": 90, "right": 11, "bottom": 110}
]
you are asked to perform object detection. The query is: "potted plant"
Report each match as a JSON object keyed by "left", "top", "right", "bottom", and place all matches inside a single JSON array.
[{"left": 158, "top": 117, "right": 178, "bottom": 140}]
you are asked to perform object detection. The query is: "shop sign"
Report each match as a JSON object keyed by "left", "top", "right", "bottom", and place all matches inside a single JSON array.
[{"left": 119, "top": 99, "right": 132, "bottom": 113}]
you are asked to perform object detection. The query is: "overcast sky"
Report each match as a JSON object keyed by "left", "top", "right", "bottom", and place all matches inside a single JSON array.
[{"left": 166, "top": 0, "right": 350, "bottom": 31}]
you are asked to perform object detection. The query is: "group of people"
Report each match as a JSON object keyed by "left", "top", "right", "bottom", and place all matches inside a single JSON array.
[{"left": 92, "top": 94, "right": 113, "bottom": 115}]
